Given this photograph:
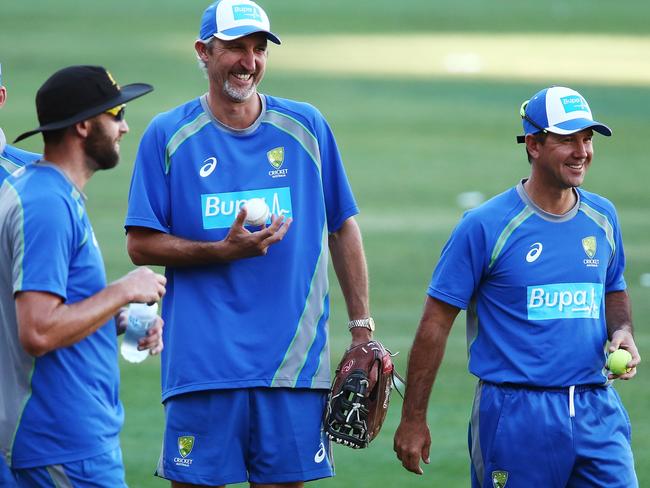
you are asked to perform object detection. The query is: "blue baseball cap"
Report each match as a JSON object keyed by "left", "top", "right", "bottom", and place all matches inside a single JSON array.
[
  {"left": 199, "top": 0, "right": 281, "bottom": 45},
  {"left": 516, "top": 86, "right": 612, "bottom": 143}
]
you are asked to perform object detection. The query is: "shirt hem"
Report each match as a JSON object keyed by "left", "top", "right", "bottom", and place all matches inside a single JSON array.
[
  {"left": 162, "top": 379, "right": 331, "bottom": 402},
  {"left": 10, "top": 437, "right": 120, "bottom": 469},
  {"left": 427, "top": 288, "right": 467, "bottom": 310},
  {"left": 124, "top": 217, "right": 170, "bottom": 234}
]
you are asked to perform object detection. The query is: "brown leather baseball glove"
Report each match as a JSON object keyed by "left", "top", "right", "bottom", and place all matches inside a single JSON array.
[{"left": 323, "top": 340, "right": 396, "bottom": 449}]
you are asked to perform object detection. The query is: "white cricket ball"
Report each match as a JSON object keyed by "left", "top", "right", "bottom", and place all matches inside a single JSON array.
[{"left": 243, "top": 198, "right": 270, "bottom": 226}]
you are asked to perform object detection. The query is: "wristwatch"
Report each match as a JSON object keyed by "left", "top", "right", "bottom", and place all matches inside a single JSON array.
[{"left": 347, "top": 317, "right": 375, "bottom": 332}]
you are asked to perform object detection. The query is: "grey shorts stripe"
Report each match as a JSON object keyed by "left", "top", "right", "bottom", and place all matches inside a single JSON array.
[
  {"left": 46, "top": 464, "right": 73, "bottom": 488},
  {"left": 470, "top": 380, "right": 485, "bottom": 487}
]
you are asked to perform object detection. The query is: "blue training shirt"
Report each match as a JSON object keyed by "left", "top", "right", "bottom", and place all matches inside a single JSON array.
[
  {"left": 0, "top": 143, "right": 40, "bottom": 185},
  {"left": 126, "top": 94, "right": 358, "bottom": 401},
  {"left": 0, "top": 163, "right": 123, "bottom": 469},
  {"left": 428, "top": 180, "right": 626, "bottom": 387}
]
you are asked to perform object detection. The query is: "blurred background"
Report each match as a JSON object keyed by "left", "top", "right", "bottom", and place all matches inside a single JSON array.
[{"left": 2, "top": 1, "right": 649, "bottom": 486}]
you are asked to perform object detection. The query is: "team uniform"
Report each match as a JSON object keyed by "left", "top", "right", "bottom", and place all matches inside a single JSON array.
[
  {"left": 0, "top": 163, "right": 126, "bottom": 487},
  {"left": 0, "top": 139, "right": 39, "bottom": 185},
  {"left": 126, "top": 93, "right": 357, "bottom": 485},
  {"left": 428, "top": 180, "right": 637, "bottom": 487}
]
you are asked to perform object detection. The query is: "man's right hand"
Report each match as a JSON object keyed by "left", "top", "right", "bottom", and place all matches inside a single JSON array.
[
  {"left": 220, "top": 207, "right": 292, "bottom": 261},
  {"left": 117, "top": 267, "right": 167, "bottom": 304},
  {"left": 394, "top": 418, "right": 431, "bottom": 475}
]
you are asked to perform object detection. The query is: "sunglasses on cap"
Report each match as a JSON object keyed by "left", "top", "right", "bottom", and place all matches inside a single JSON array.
[
  {"left": 105, "top": 104, "right": 126, "bottom": 121},
  {"left": 516, "top": 99, "right": 547, "bottom": 144}
]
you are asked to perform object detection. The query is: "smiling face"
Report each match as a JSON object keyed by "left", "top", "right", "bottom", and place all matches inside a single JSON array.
[
  {"left": 198, "top": 32, "right": 268, "bottom": 105},
  {"left": 527, "top": 129, "right": 594, "bottom": 190}
]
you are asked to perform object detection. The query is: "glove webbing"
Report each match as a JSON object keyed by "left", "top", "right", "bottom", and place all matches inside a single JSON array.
[{"left": 326, "top": 370, "right": 370, "bottom": 448}]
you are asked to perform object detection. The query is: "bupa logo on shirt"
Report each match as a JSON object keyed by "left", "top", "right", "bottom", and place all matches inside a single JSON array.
[
  {"left": 232, "top": 4, "right": 262, "bottom": 21},
  {"left": 201, "top": 187, "right": 293, "bottom": 229},
  {"left": 561, "top": 95, "right": 589, "bottom": 114},
  {"left": 527, "top": 283, "right": 603, "bottom": 320}
]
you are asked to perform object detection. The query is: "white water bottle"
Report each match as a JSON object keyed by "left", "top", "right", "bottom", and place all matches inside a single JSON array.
[{"left": 121, "top": 302, "right": 159, "bottom": 363}]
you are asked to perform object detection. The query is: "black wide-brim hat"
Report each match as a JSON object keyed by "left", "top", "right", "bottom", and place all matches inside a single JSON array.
[{"left": 14, "top": 65, "right": 153, "bottom": 143}]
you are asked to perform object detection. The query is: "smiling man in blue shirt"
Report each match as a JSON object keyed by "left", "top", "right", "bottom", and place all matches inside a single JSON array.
[
  {"left": 125, "top": 1, "right": 375, "bottom": 486},
  {"left": 394, "top": 86, "right": 640, "bottom": 488}
]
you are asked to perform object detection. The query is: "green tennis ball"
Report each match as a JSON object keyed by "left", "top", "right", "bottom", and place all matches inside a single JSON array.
[{"left": 607, "top": 349, "right": 632, "bottom": 375}]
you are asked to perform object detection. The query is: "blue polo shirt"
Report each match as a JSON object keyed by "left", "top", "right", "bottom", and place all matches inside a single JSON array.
[{"left": 0, "top": 163, "right": 123, "bottom": 468}]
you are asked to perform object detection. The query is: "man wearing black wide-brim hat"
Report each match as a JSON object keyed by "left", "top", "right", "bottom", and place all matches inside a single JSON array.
[{"left": 0, "top": 65, "right": 167, "bottom": 486}]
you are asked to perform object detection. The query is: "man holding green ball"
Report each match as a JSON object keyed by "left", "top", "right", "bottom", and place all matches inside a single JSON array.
[{"left": 394, "top": 86, "right": 640, "bottom": 487}]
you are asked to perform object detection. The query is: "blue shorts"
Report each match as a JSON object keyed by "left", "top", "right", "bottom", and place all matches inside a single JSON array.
[
  {"left": 10, "top": 447, "right": 126, "bottom": 488},
  {"left": 469, "top": 381, "right": 638, "bottom": 488},
  {"left": 1, "top": 457, "right": 17, "bottom": 487},
  {"left": 156, "top": 388, "right": 334, "bottom": 485}
]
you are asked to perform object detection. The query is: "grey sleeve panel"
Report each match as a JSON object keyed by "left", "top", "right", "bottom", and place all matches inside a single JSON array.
[{"left": 0, "top": 185, "right": 35, "bottom": 463}]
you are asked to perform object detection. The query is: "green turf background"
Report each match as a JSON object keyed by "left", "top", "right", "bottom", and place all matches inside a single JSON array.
[{"left": 1, "top": 1, "right": 648, "bottom": 486}]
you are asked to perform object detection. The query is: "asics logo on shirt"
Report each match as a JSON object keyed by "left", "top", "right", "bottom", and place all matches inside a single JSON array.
[
  {"left": 314, "top": 442, "right": 326, "bottom": 463},
  {"left": 525, "top": 242, "right": 543, "bottom": 263},
  {"left": 201, "top": 187, "right": 293, "bottom": 229},
  {"left": 199, "top": 157, "right": 218, "bottom": 177},
  {"left": 527, "top": 283, "right": 603, "bottom": 320}
]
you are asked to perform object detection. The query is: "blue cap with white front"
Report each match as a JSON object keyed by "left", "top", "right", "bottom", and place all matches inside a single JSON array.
[
  {"left": 199, "top": 0, "right": 281, "bottom": 45},
  {"left": 516, "top": 86, "right": 612, "bottom": 143}
]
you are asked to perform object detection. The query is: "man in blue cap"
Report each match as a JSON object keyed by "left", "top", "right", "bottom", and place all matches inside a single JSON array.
[
  {"left": 394, "top": 86, "right": 640, "bottom": 487},
  {"left": 125, "top": 0, "right": 374, "bottom": 486},
  {"left": 0, "top": 63, "right": 40, "bottom": 185}
]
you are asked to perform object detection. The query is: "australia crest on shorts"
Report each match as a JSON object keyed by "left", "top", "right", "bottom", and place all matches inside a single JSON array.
[
  {"left": 492, "top": 470, "right": 508, "bottom": 488},
  {"left": 178, "top": 435, "right": 195, "bottom": 458}
]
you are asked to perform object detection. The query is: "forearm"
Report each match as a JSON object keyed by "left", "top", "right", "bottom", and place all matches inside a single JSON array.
[
  {"left": 127, "top": 216, "right": 291, "bottom": 267},
  {"left": 17, "top": 283, "right": 132, "bottom": 356},
  {"left": 402, "top": 297, "right": 459, "bottom": 422},
  {"left": 127, "top": 228, "right": 228, "bottom": 266},
  {"left": 329, "top": 217, "right": 369, "bottom": 319},
  {"left": 605, "top": 290, "right": 634, "bottom": 339}
]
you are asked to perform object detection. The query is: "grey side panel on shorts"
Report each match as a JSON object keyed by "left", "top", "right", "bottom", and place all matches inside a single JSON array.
[
  {"left": 470, "top": 380, "right": 485, "bottom": 487},
  {"left": 46, "top": 465, "right": 74, "bottom": 488}
]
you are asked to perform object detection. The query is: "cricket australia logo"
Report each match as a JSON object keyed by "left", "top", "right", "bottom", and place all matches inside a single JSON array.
[
  {"left": 582, "top": 236, "right": 599, "bottom": 267},
  {"left": 492, "top": 470, "right": 508, "bottom": 488},
  {"left": 173, "top": 436, "right": 195, "bottom": 467},
  {"left": 267, "top": 146, "right": 288, "bottom": 178}
]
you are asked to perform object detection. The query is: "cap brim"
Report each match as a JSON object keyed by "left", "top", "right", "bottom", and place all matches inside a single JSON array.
[
  {"left": 213, "top": 26, "right": 281, "bottom": 45},
  {"left": 14, "top": 82, "right": 154, "bottom": 143},
  {"left": 548, "top": 118, "right": 612, "bottom": 137}
]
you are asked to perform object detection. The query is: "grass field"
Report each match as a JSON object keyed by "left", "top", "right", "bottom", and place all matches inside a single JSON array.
[{"left": 2, "top": 1, "right": 649, "bottom": 486}]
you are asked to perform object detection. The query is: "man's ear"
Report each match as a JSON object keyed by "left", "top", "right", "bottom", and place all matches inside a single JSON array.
[
  {"left": 0, "top": 86, "right": 7, "bottom": 108},
  {"left": 195, "top": 40, "right": 210, "bottom": 61},
  {"left": 525, "top": 133, "right": 542, "bottom": 161},
  {"left": 74, "top": 119, "right": 92, "bottom": 139}
]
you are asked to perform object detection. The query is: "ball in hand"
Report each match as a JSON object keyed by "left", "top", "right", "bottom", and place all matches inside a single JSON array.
[
  {"left": 243, "top": 198, "right": 270, "bottom": 226},
  {"left": 607, "top": 349, "right": 632, "bottom": 375}
]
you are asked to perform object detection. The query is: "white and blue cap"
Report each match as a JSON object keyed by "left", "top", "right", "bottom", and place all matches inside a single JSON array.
[
  {"left": 516, "top": 86, "right": 612, "bottom": 143},
  {"left": 199, "top": 0, "right": 281, "bottom": 45}
]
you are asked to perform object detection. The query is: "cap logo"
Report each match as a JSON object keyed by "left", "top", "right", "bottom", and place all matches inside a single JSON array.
[
  {"left": 561, "top": 95, "right": 588, "bottom": 114},
  {"left": 105, "top": 70, "right": 120, "bottom": 89},
  {"left": 232, "top": 4, "right": 262, "bottom": 22}
]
